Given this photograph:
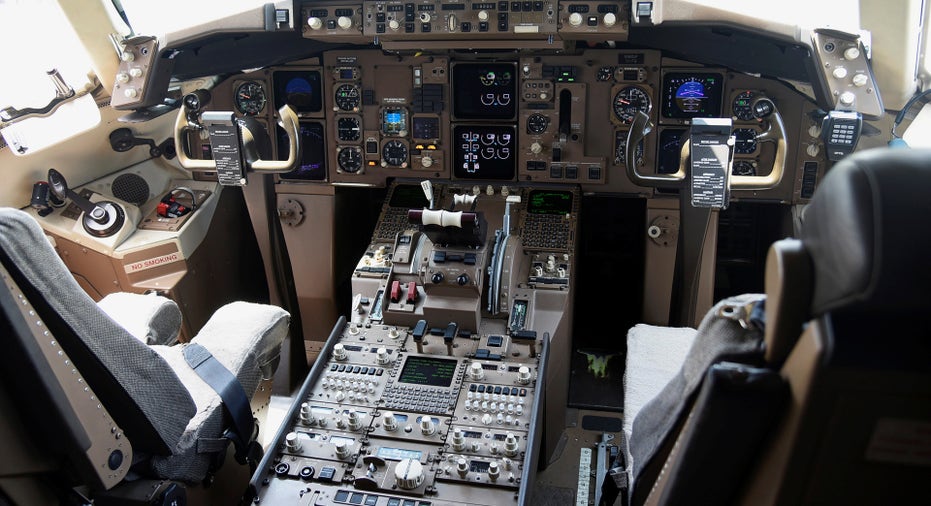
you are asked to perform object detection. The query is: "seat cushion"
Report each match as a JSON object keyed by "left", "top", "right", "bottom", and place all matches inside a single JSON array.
[
  {"left": 623, "top": 324, "right": 697, "bottom": 446},
  {"left": 149, "top": 301, "right": 289, "bottom": 482},
  {"left": 97, "top": 292, "right": 182, "bottom": 345}
]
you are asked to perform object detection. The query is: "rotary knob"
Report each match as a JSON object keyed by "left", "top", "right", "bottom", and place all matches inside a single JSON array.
[
  {"left": 420, "top": 417, "right": 436, "bottom": 435},
  {"left": 307, "top": 16, "right": 323, "bottom": 30},
  {"left": 504, "top": 433, "right": 519, "bottom": 457},
  {"left": 456, "top": 457, "right": 469, "bottom": 477},
  {"left": 839, "top": 91, "right": 856, "bottom": 106},
  {"left": 286, "top": 431, "right": 301, "bottom": 452},
  {"left": 478, "top": 10, "right": 489, "bottom": 21},
  {"left": 530, "top": 142, "right": 543, "bottom": 154},
  {"left": 456, "top": 273, "right": 470, "bottom": 286},
  {"left": 120, "top": 51, "right": 134, "bottom": 62},
  {"left": 832, "top": 67, "right": 848, "bottom": 79},
  {"left": 603, "top": 12, "right": 617, "bottom": 27},
  {"left": 420, "top": 12, "right": 431, "bottom": 23},
  {"left": 852, "top": 73, "right": 869, "bottom": 87},
  {"left": 347, "top": 409, "right": 363, "bottom": 431},
  {"left": 469, "top": 362, "right": 485, "bottom": 381},
  {"left": 116, "top": 72, "right": 129, "bottom": 84},
  {"left": 568, "top": 12, "right": 583, "bottom": 26},
  {"left": 299, "top": 402, "right": 316, "bottom": 425},
  {"left": 334, "top": 439, "right": 351, "bottom": 459},
  {"left": 451, "top": 429, "right": 465, "bottom": 451},
  {"left": 488, "top": 461, "right": 500, "bottom": 481},
  {"left": 517, "top": 366, "right": 532, "bottom": 385},
  {"left": 421, "top": 155, "right": 434, "bottom": 168},
  {"left": 377, "top": 347, "right": 390, "bottom": 364},
  {"left": 843, "top": 46, "right": 861, "bottom": 60},
  {"left": 431, "top": 272, "right": 445, "bottom": 284},
  {"left": 333, "top": 343, "right": 347, "bottom": 360},
  {"left": 395, "top": 458, "right": 425, "bottom": 489},
  {"left": 128, "top": 68, "right": 142, "bottom": 78},
  {"left": 337, "top": 15, "right": 353, "bottom": 29},
  {"left": 383, "top": 411, "right": 398, "bottom": 431},
  {"left": 388, "top": 19, "right": 400, "bottom": 31}
]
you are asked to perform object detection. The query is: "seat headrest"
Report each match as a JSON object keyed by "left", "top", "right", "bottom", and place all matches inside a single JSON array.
[{"left": 801, "top": 147, "right": 931, "bottom": 316}]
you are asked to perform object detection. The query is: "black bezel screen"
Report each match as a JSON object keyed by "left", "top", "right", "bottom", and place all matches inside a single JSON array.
[
  {"left": 453, "top": 124, "right": 516, "bottom": 180},
  {"left": 661, "top": 72, "right": 724, "bottom": 119},
  {"left": 451, "top": 62, "right": 517, "bottom": 120},
  {"left": 278, "top": 121, "right": 325, "bottom": 181},
  {"left": 389, "top": 184, "right": 430, "bottom": 209},
  {"left": 273, "top": 70, "right": 323, "bottom": 113},
  {"left": 398, "top": 356, "right": 458, "bottom": 387}
]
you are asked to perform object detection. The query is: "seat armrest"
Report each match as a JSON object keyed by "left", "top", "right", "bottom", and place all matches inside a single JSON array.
[{"left": 97, "top": 292, "right": 182, "bottom": 345}]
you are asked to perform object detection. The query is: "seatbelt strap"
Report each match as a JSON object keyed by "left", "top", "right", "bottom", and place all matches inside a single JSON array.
[{"left": 182, "top": 343, "right": 256, "bottom": 462}]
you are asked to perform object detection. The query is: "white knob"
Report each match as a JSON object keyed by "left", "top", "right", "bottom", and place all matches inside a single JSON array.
[
  {"left": 377, "top": 347, "right": 390, "bottom": 364},
  {"left": 832, "top": 67, "right": 848, "bottom": 79},
  {"left": 419, "top": 12, "right": 431, "bottom": 23},
  {"left": 504, "top": 433, "right": 519, "bottom": 457},
  {"left": 348, "top": 325, "right": 360, "bottom": 335},
  {"left": 568, "top": 12, "right": 583, "bottom": 26},
  {"left": 447, "top": 14, "right": 458, "bottom": 31},
  {"left": 839, "top": 91, "right": 856, "bottom": 106},
  {"left": 129, "top": 68, "right": 143, "bottom": 78},
  {"left": 452, "top": 429, "right": 465, "bottom": 451},
  {"left": 515, "top": 404, "right": 523, "bottom": 416},
  {"left": 420, "top": 417, "right": 436, "bottom": 435},
  {"left": 517, "top": 365, "right": 531, "bottom": 385},
  {"left": 337, "top": 15, "right": 352, "bottom": 29},
  {"left": 843, "top": 46, "right": 861, "bottom": 60},
  {"left": 286, "top": 431, "right": 301, "bottom": 452},
  {"left": 120, "top": 51, "right": 134, "bottom": 62},
  {"left": 486, "top": 184, "right": 494, "bottom": 196},
  {"left": 333, "top": 343, "right": 347, "bottom": 360},
  {"left": 334, "top": 439, "right": 351, "bottom": 459},
  {"left": 308, "top": 16, "right": 323, "bottom": 30},
  {"left": 539, "top": 91, "right": 548, "bottom": 100},
  {"left": 530, "top": 142, "right": 542, "bottom": 154},
  {"left": 603, "top": 12, "right": 617, "bottom": 27},
  {"left": 488, "top": 461, "right": 500, "bottom": 480},
  {"left": 482, "top": 413, "right": 493, "bottom": 425},
  {"left": 806, "top": 144, "right": 820, "bottom": 157},
  {"left": 852, "top": 73, "right": 869, "bottom": 87},
  {"left": 348, "top": 409, "right": 363, "bottom": 431},
  {"left": 469, "top": 362, "right": 485, "bottom": 381},
  {"left": 456, "top": 457, "right": 469, "bottom": 477},
  {"left": 395, "top": 458, "right": 425, "bottom": 489},
  {"left": 478, "top": 10, "right": 489, "bottom": 21},
  {"left": 300, "top": 402, "right": 315, "bottom": 425},
  {"left": 808, "top": 124, "right": 822, "bottom": 138},
  {"left": 335, "top": 390, "right": 346, "bottom": 402},
  {"left": 388, "top": 327, "right": 401, "bottom": 339},
  {"left": 336, "top": 416, "right": 347, "bottom": 429},
  {"left": 388, "top": 19, "right": 400, "bottom": 31},
  {"left": 383, "top": 411, "right": 398, "bottom": 431},
  {"left": 421, "top": 155, "right": 433, "bottom": 168},
  {"left": 116, "top": 72, "right": 130, "bottom": 84},
  {"left": 123, "top": 88, "right": 137, "bottom": 99}
]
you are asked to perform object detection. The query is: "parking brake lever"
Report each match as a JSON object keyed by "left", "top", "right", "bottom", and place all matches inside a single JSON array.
[{"left": 47, "top": 168, "right": 108, "bottom": 224}]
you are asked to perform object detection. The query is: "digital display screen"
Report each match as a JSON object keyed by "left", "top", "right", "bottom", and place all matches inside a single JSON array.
[
  {"left": 658, "top": 128, "right": 687, "bottom": 174},
  {"left": 528, "top": 189, "right": 573, "bottom": 215},
  {"left": 453, "top": 124, "right": 516, "bottom": 180},
  {"left": 273, "top": 70, "right": 323, "bottom": 113},
  {"left": 376, "top": 447, "right": 423, "bottom": 461},
  {"left": 388, "top": 184, "right": 430, "bottom": 208},
  {"left": 398, "top": 356, "right": 458, "bottom": 387},
  {"left": 452, "top": 62, "right": 517, "bottom": 120},
  {"left": 661, "top": 72, "right": 724, "bottom": 119},
  {"left": 382, "top": 107, "right": 408, "bottom": 136},
  {"left": 277, "top": 121, "right": 325, "bottom": 181}
]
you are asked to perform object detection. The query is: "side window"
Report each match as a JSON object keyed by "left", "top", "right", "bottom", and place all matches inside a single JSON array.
[{"left": 0, "top": 0, "right": 100, "bottom": 154}]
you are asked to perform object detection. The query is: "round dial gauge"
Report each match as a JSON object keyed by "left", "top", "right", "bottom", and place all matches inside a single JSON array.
[
  {"left": 615, "top": 132, "right": 644, "bottom": 166},
  {"left": 733, "top": 128, "right": 758, "bottom": 154},
  {"left": 732, "top": 91, "right": 756, "bottom": 121},
  {"left": 334, "top": 84, "right": 361, "bottom": 111},
  {"left": 732, "top": 160, "right": 757, "bottom": 176},
  {"left": 381, "top": 140, "right": 408, "bottom": 167},
  {"left": 337, "top": 146, "right": 363, "bottom": 173},
  {"left": 337, "top": 116, "right": 361, "bottom": 141},
  {"left": 612, "top": 86, "right": 651, "bottom": 125},
  {"left": 527, "top": 113, "right": 550, "bottom": 134},
  {"left": 235, "top": 81, "right": 266, "bottom": 115}
]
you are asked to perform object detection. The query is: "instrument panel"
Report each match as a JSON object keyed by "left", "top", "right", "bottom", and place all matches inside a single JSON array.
[{"left": 191, "top": 35, "right": 828, "bottom": 204}]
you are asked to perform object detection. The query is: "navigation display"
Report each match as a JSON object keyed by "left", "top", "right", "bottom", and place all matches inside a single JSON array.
[
  {"left": 452, "top": 62, "right": 517, "bottom": 120},
  {"left": 388, "top": 184, "right": 430, "bottom": 208},
  {"left": 278, "top": 121, "right": 325, "bottom": 180},
  {"left": 453, "top": 124, "right": 516, "bottom": 180},
  {"left": 398, "top": 356, "right": 458, "bottom": 387},
  {"left": 661, "top": 72, "right": 724, "bottom": 119},
  {"left": 273, "top": 70, "right": 323, "bottom": 113}
]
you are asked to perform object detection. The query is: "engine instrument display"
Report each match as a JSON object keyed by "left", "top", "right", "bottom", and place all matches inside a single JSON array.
[
  {"left": 273, "top": 70, "right": 322, "bottom": 113},
  {"left": 453, "top": 124, "right": 516, "bottom": 180},
  {"left": 612, "top": 86, "right": 652, "bottom": 125},
  {"left": 661, "top": 72, "right": 724, "bottom": 119},
  {"left": 234, "top": 81, "right": 267, "bottom": 115},
  {"left": 452, "top": 62, "right": 517, "bottom": 120}
]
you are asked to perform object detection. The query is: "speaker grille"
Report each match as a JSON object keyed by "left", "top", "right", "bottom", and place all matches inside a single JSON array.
[{"left": 112, "top": 173, "right": 150, "bottom": 206}]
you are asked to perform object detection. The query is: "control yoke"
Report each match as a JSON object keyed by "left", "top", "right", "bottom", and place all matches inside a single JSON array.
[
  {"left": 625, "top": 95, "right": 787, "bottom": 191},
  {"left": 173, "top": 90, "right": 301, "bottom": 174}
]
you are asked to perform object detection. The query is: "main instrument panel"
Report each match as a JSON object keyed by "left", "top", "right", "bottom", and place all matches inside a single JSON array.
[{"left": 194, "top": 44, "right": 827, "bottom": 203}]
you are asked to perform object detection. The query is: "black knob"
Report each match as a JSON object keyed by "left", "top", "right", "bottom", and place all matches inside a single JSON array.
[
  {"left": 431, "top": 272, "right": 445, "bottom": 284},
  {"left": 456, "top": 274, "right": 470, "bottom": 286},
  {"left": 753, "top": 98, "right": 775, "bottom": 118}
]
